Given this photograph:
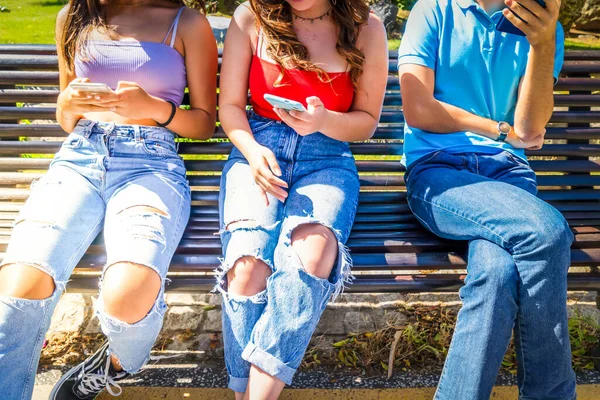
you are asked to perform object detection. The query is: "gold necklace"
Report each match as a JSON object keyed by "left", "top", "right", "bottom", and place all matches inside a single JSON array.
[{"left": 292, "top": 8, "right": 331, "bottom": 24}]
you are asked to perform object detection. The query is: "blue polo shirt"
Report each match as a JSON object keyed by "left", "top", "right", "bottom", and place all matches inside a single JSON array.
[{"left": 398, "top": 0, "right": 564, "bottom": 167}]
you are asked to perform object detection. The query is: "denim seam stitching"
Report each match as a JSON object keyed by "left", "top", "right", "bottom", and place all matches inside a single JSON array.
[
  {"left": 251, "top": 120, "right": 276, "bottom": 133},
  {"left": 404, "top": 150, "right": 443, "bottom": 185},
  {"left": 410, "top": 195, "right": 512, "bottom": 248},
  {"left": 140, "top": 140, "right": 179, "bottom": 159},
  {"left": 517, "top": 307, "right": 528, "bottom": 392}
]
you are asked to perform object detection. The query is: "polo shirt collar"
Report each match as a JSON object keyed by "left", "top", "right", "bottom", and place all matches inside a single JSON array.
[{"left": 455, "top": 0, "right": 478, "bottom": 9}]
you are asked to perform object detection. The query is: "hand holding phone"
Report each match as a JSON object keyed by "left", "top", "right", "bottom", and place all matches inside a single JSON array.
[
  {"left": 270, "top": 95, "right": 329, "bottom": 137},
  {"left": 263, "top": 94, "right": 307, "bottom": 112},
  {"left": 57, "top": 79, "right": 120, "bottom": 119},
  {"left": 68, "top": 82, "right": 115, "bottom": 95},
  {"left": 496, "top": 0, "right": 559, "bottom": 47}
]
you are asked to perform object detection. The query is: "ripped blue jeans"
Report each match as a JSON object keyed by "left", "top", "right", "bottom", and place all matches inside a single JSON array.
[
  {"left": 0, "top": 120, "right": 190, "bottom": 400},
  {"left": 217, "top": 111, "right": 360, "bottom": 391}
]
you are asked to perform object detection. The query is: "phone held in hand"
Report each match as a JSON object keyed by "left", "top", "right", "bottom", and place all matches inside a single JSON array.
[
  {"left": 263, "top": 94, "right": 307, "bottom": 112},
  {"left": 496, "top": 0, "right": 546, "bottom": 36},
  {"left": 69, "top": 82, "right": 115, "bottom": 95}
]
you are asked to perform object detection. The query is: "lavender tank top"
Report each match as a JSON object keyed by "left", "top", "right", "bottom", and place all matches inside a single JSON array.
[{"left": 74, "top": 7, "right": 186, "bottom": 105}]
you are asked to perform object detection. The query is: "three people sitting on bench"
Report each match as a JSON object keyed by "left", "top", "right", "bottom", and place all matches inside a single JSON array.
[{"left": 0, "top": 0, "right": 574, "bottom": 399}]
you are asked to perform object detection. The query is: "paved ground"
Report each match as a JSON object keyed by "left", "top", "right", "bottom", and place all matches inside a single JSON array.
[{"left": 34, "top": 363, "right": 600, "bottom": 400}]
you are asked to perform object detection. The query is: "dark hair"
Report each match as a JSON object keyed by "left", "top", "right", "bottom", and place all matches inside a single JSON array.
[
  {"left": 249, "top": 0, "right": 370, "bottom": 90},
  {"left": 59, "top": 0, "right": 205, "bottom": 72}
]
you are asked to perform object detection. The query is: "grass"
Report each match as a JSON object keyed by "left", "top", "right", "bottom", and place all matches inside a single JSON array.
[
  {"left": 0, "top": 0, "right": 66, "bottom": 44},
  {"left": 565, "top": 38, "right": 600, "bottom": 50},
  {"left": 300, "top": 306, "right": 600, "bottom": 376}
]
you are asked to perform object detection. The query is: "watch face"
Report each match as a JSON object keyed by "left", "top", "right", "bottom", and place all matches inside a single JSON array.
[{"left": 498, "top": 122, "right": 511, "bottom": 134}]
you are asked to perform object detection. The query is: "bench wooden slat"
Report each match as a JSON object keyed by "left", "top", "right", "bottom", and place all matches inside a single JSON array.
[
  {"left": 1, "top": 140, "right": 600, "bottom": 158},
  {"left": 57, "top": 273, "right": 600, "bottom": 293},
  {"left": 0, "top": 45, "right": 598, "bottom": 294},
  {"left": 0, "top": 247, "right": 596, "bottom": 270},
  {"left": 3, "top": 124, "right": 600, "bottom": 141},
  {"left": 4, "top": 91, "right": 600, "bottom": 110}
]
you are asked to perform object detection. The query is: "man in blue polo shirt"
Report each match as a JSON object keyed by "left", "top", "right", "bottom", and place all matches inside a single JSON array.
[{"left": 399, "top": 0, "right": 575, "bottom": 399}]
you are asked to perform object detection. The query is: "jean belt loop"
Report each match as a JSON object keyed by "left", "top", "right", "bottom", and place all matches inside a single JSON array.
[
  {"left": 81, "top": 120, "right": 95, "bottom": 138},
  {"left": 134, "top": 125, "right": 141, "bottom": 142},
  {"left": 105, "top": 122, "right": 116, "bottom": 136}
]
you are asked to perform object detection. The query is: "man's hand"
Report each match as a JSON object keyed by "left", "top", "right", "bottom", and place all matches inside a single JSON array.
[
  {"left": 506, "top": 128, "right": 545, "bottom": 150},
  {"left": 502, "top": 0, "right": 561, "bottom": 48}
]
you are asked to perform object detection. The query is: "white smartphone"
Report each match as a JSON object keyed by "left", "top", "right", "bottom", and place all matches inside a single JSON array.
[
  {"left": 263, "top": 94, "right": 307, "bottom": 112},
  {"left": 69, "top": 82, "right": 114, "bottom": 94}
]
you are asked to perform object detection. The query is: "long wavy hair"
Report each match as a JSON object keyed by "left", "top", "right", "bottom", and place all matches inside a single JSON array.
[
  {"left": 59, "top": 0, "right": 205, "bottom": 73},
  {"left": 250, "top": 0, "right": 370, "bottom": 91}
]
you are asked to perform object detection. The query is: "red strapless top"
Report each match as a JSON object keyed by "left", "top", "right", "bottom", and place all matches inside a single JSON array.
[{"left": 249, "top": 53, "right": 355, "bottom": 121}]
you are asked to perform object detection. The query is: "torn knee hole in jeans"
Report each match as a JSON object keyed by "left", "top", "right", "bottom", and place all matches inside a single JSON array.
[
  {"left": 13, "top": 217, "right": 60, "bottom": 231},
  {"left": 95, "top": 292, "right": 167, "bottom": 334},
  {"left": 116, "top": 206, "right": 168, "bottom": 246},
  {"left": 214, "top": 255, "right": 270, "bottom": 303},
  {"left": 97, "top": 261, "right": 167, "bottom": 323},
  {"left": 0, "top": 262, "right": 66, "bottom": 307},
  {"left": 218, "top": 219, "right": 279, "bottom": 236},
  {"left": 284, "top": 219, "right": 355, "bottom": 301},
  {"left": 117, "top": 205, "right": 169, "bottom": 218},
  {"left": 225, "top": 219, "right": 259, "bottom": 231},
  {"left": 214, "top": 220, "right": 279, "bottom": 302}
]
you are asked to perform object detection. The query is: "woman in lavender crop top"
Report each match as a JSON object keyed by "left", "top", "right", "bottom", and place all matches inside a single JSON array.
[{"left": 0, "top": 1, "right": 217, "bottom": 399}]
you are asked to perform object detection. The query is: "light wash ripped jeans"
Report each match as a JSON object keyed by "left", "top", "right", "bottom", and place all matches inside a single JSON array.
[
  {"left": 217, "top": 111, "right": 360, "bottom": 391},
  {"left": 0, "top": 120, "right": 191, "bottom": 400}
]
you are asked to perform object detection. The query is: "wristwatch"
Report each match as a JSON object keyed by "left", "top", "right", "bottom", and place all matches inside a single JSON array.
[{"left": 496, "top": 121, "right": 511, "bottom": 142}]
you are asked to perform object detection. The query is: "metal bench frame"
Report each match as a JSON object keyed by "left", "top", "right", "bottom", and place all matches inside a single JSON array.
[{"left": 0, "top": 45, "right": 599, "bottom": 305}]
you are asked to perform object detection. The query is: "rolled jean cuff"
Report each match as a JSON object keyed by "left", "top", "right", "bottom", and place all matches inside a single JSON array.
[
  {"left": 242, "top": 343, "right": 296, "bottom": 385},
  {"left": 228, "top": 375, "right": 249, "bottom": 393}
]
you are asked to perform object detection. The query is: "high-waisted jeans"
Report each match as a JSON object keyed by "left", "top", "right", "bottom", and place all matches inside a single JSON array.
[
  {"left": 405, "top": 150, "right": 576, "bottom": 400},
  {"left": 0, "top": 120, "right": 191, "bottom": 400},
  {"left": 217, "top": 111, "right": 360, "bottom": 391}
]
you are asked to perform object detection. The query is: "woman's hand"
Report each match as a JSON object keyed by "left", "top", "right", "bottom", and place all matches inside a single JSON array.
[
  {"left": 102, "top": 81, "right": 172, "bottom": 122},
  {"left": 273, "top": 96, "right": 328, "bottom": 136},
  {"left": 506, "top": 128, "right": 545, "bottom": 150},
  {"left": 57, "top": 78, "right": 117, "bottom": 119},
  {"left": 246, "top": 143, "right": 288, "bottom": 205}
]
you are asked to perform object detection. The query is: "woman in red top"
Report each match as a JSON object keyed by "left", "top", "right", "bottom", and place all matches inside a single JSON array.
[{"left": 218, "top": 0, "right": 387, "bottom": 397}]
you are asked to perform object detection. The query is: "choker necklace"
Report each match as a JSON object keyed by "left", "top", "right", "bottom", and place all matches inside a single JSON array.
[{"left": 292, "top": 8, "right": 331, "bottom": 23}]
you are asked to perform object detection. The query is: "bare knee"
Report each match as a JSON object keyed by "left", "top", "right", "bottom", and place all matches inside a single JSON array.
[
  {"left": 101, "top": 262, "right": 161, "bottom": 324},
  {"left": 226, "top": 256, "right": 271, "bottom": 297},
  {"left": 0, "top": 263, "right": 56, "bottom": 300},
  {"left": 291, "top": 224, "right": 338, "bottom": 280}
]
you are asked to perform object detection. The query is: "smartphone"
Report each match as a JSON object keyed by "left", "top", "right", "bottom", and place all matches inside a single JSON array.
[
  {"left": 69, "top": 82, "right": 114, "bottom": 94},
  {"left": 496, "top": 0, "right": 546, "bottom": 36},
  {"left": 263, "top": 94, "right": 307, "bottom": 112}
]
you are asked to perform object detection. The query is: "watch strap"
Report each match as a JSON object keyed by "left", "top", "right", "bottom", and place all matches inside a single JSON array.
[{"left": 495, "top": 122, "right": 509, "bottom": 142}]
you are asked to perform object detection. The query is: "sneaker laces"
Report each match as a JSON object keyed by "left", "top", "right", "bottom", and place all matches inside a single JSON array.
[{"left": 76, "top": 356, "right": 124, "bottom": 397}]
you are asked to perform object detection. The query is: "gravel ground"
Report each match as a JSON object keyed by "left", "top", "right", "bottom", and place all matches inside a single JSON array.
[{"left": 36, "top": 363, "right": 600, "bottom": 390}]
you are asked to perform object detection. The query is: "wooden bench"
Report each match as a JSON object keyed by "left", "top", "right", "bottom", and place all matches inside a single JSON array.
[{"left": 0, "top": 44, "right": 599, "bottom": 302}]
